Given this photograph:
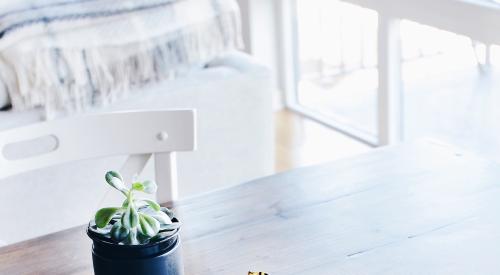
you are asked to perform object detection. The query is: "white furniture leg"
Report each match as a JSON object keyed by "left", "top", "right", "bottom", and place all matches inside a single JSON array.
[
  {"left": 120, "top": 154, "right": 151, "bottom": 183},
  {"left": 377, "top": 15, "right": 403, "bottom": 146},
  {"left": 155, "top": 152, "right": 178, "bottom": 203},
  {"left": 485, "top": 44, "right": 492, "bottom": 69}
]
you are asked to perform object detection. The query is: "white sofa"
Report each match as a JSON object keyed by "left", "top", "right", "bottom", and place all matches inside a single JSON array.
[{"left": 0, "top": 51, "right": 275, "bottom": 245}]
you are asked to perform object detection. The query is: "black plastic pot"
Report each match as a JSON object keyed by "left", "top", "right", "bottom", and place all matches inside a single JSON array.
[{"left": 87, "top": 223, "right": 184, "bottom": 275}]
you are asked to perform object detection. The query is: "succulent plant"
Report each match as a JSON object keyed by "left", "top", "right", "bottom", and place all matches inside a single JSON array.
[{"left": 91, "top": 171, "right": 180, "bottom": 245}]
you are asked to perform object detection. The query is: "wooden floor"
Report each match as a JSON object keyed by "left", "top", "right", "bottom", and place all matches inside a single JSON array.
[{"left": 274, "top": 109, "right": 370, "bottom": 172}]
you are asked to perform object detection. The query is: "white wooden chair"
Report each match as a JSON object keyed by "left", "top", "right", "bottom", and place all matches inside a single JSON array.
[{"left": 0, "top": 110, "right": 196, "bottom": 203}]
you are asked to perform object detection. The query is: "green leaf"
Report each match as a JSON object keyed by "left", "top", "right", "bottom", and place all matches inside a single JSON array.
[
  {"left": 138, "top": 213, "right": 160, "bottom": 238},
  {"left": 150, "top": 230, "right": 177, "bottom": 242},
  {"left": 150, "top": 211, "right": 172, "bottom": 224},
  {"left": 132, "top": 182, "right": 144, "bottom": 191},
  {"left": 161, "top": 207, "right": 175, "bottom": 219},
  {"left": 122, "top": 199, "right": 129, "bottom": 208},
  {"left": 105, "top": 171, "right": 122, "bottom": 182},
  {"left": 95, "top": 207, "right": 121, "bottom": 228},
  {"left": 121, "top": 203, "right": 139, "bottom": 229},
  {"left": 125, "top": 228, "right": 140, "bottom": 245},
  {"left": 160, "top": 222, "right": 181, "bottom": 231},
  {"left": 142, "top": 180, "right": 157, "bottom": 194},
  {"left": 105, "top": 171, "right": 128, "bottom": 194},
  {"left": 110, "top": 222, "right": 129, "bottom": 242},
  {"left": 131, "top": 180, "right": 157, "bottom": 194},
  {"left": 136, "top": 231, "right": 152, "bottom": 244},
  {"left": 142, "top": 199, "right": 161, "bottom": 211}
]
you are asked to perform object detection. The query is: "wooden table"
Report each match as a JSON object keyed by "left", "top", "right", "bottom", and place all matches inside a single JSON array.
[{"left": 2, "top": 141, "right": 500, "bottom": 274}]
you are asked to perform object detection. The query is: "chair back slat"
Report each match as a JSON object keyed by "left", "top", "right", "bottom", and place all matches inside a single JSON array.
[{"left": 0, "top": 110, "right": 196, "bottom": 180}]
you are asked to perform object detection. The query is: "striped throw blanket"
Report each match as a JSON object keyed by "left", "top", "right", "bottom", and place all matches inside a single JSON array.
[{"left": 0, "top": 0, "right": 242, "bottom": 117}]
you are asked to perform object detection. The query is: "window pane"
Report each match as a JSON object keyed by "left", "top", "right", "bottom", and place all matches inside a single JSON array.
[
  {"left": 295, "top": 0, "right": 378, "bottom": 137},
  {"left": 401, "top": 20, "right": 500, "bottom": 159}
]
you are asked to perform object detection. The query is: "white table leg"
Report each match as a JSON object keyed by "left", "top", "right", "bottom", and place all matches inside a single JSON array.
[{"left": 377, "top": 14, "right": 403, "bottom": 146}]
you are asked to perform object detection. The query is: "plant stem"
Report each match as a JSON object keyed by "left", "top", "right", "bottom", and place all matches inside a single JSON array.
[{"left": 126, "top": 190, "right": 137, "bottom": 212}]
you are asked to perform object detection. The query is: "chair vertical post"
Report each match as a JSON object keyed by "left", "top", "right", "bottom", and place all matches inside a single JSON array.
[
  {"left": 155, "top": 152, "right": 178, "bottom": 203},
  {"left": 120, "top": 154, "right": 152, "bottom": 183}
]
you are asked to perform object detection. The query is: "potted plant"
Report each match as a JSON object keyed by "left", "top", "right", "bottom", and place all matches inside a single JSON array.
[{"left": 87, "top": 171, "right": 183, "bottom": 275}]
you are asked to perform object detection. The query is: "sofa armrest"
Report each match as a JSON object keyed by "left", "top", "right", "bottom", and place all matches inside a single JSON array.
[{"left": 206, "top": 51, "right": 271, "bottom": 76}]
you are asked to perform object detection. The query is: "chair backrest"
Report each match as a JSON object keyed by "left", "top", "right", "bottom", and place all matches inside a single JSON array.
[{"left": 0, "top": 110, "right": 196, "bottom": 202}]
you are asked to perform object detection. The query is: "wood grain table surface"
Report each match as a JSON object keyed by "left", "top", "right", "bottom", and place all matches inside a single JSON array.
[{"left": 1, "top": 141, "right": 500, "bottom": 275}]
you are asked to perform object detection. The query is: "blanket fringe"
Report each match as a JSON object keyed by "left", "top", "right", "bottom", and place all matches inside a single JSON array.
[{"left": 3, "top": 12, "right": 242, "bottom": 118}]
